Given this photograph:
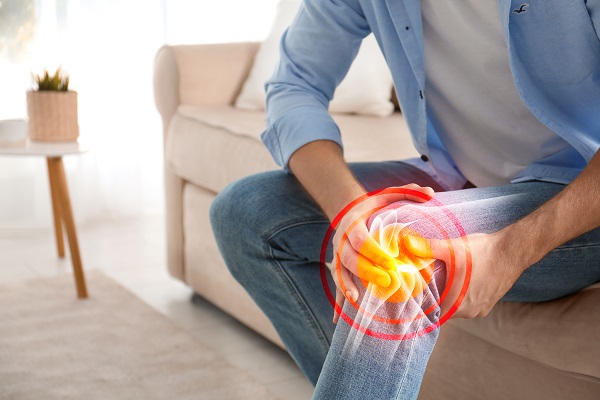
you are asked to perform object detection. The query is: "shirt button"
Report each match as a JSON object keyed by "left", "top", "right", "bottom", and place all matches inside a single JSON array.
[{"left": 420, "top": 154, "right": 429, "bottom": 162}]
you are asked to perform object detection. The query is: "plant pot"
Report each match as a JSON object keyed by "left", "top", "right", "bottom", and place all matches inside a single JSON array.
[{"left": 26, "top": 90, "right": 79, "bottom": 141}]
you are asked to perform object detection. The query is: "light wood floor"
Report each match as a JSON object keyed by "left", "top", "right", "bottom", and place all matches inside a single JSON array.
[{"left": 0, "top": 214, "right": 313, "bottom": 399}]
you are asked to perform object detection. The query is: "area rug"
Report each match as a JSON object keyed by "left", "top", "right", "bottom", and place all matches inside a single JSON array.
[{"left": 0, "top": 271, "right": 277, "bottom": 400}]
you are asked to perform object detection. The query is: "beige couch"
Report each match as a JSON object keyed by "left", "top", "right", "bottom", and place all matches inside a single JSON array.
[{"left": 153, "top": 42, "right": 600, "bottom": 399}]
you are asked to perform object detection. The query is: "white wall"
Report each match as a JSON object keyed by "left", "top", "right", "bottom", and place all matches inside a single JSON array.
[{"left": 0, "top": 0, "right": 280, "bottom": 228}]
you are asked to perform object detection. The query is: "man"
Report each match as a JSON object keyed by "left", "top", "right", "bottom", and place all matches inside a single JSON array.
[{"left": 211, "top": 1, "right": 600, "bottom": 398}]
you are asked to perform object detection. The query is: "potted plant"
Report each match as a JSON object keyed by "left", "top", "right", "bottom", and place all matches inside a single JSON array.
[{"left": 27, "top": 67, "right": 79, "bottom": 141}]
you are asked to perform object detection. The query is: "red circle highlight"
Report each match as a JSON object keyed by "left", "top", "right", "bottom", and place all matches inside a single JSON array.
[{"left": 319, "top": 187, "right": 472, "bottom": 340}]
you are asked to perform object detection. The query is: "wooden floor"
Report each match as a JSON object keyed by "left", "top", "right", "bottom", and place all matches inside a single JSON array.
[{"left": 0, "top": 214, "right": 313, "bottom": 400}]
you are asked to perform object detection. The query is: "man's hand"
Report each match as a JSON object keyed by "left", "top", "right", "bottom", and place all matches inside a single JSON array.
[
  {"left": 288, "top": 140, "right": 438, "bottom": 323},
  {"left": 331, "top": 184, "right": 435, "bottom": 323},
  {"left": 419, "top": 150, "right": 600, "bottom": 319},
  {"left": 406, "top": 232, "right": 528, "bottom": 319}
]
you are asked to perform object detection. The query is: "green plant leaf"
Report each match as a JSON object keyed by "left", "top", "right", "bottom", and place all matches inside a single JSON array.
[{"left": 32, "top": 67, "right": 71, "bottom": 91}]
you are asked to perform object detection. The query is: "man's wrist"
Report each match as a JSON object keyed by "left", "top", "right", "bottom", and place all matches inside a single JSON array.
[
  {"left": 323, "top": 186, "right": 367, "bottom": 221},
  {"left": 495, "top": 214, "right": 557, "bottom": 273},
  {"left": 289, "top": 140, "right": 367, "bottom": 221}
]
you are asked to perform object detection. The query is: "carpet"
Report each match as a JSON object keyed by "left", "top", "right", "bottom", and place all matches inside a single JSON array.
[{"left": 0, "top": 271, "right": 277, "bottom": 400}]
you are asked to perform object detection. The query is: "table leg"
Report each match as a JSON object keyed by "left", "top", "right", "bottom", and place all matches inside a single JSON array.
[
  {"left": 48, "top": 157, "right": 88, "bottom": 299},
  {"left": 46, "top": 158, "right": 65, "bottom": 258}
]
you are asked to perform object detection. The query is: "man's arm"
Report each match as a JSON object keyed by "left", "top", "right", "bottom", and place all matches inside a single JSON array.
[
  {"left": 289, "top": 140, "right": 435, "bottom": 322},
  {"left": 262, "top": 0, "right": 370, "bottom": 170},
  {"left": 290, "top": 140, "right": 365, "bottom": 322},
  {"left": 262, "top": 1, "right": 416, "bottom": 321},
  {"left": 289, "top": 140, "right": 365, "bottom": 221},
  {"left": 502, "top": 149, "right": 600, "bottom": 271}
]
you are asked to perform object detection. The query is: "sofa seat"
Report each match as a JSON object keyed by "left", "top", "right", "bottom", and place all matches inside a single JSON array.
[
  {"left": 166, "top": 104, "right": 418, "bottom": 193},
  {"left": 450, "top": 284, "right": 600, "bottom": 383}
]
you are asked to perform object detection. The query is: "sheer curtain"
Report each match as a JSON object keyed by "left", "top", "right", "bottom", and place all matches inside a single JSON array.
[{"left": 0, "top": 0, "right": 279, "bottom": 228}]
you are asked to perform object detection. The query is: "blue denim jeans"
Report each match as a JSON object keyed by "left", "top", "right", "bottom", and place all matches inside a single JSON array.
[{"left": 210, "top": 161, "right": 600, "bottom": 400}]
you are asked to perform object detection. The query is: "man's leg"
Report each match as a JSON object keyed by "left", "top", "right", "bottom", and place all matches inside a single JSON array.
[
  {"left": 313, "top": 182, "right": 600, "bottom": 400},
  {"left": 210, "top": 161, "right": 444, "bottom": 384}
]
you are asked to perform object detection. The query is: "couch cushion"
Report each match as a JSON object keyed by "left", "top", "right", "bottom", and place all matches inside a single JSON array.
[
  {"left": 234, "top": 0, "right": 394, "bottom": 117},
  {"left": 166, "top": 105, "right": 418, "bottom": 193},
  {"left": 449, "top": 284, "right": 600, "bottom": 382}
]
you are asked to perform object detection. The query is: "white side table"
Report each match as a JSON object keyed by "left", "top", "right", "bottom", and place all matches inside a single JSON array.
[{"left": 0, "top": 131, "right": 89, "bottom": 299}]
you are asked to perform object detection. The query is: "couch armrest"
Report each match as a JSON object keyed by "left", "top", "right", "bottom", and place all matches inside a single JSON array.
[
  {"left": 154, "top": 46, "right": 180, "bottom": 135},
  {"left": 153, "top": 42, "right": 260, "bottom": 283},
  {"left": 153, "top": 42, "right": 260, "bottom": 135}
]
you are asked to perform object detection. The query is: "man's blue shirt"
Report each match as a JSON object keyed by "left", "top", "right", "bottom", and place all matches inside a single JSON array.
[{"left": 261, "top": 0, "right": 600, "bottom": 189}]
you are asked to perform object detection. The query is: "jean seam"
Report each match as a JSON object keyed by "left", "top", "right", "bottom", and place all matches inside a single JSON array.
[
  {"left": 265, "top": 219, "right": 330, "bottom": 241},
  {"left": 266, "top": 245, "right": 332, "bottom": 350},
  {"left": 265, "top": 220, "right": 333, "bottom": 351}
]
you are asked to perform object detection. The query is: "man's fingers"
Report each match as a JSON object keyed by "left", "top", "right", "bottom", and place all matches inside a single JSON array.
[
  {"left": 330, "top": 258, "right": 359, "bottom": 302},
  {"left": 379, "top": 184, "right": 435, "bottom": 203},
  {"left": 403, "top": 235, "right": 450, "bottom": 261},
  {"left": 403, "top": 236, "right": 470, "bottom": 318},
  {"left": 357, "top": 253, "right": 392, "bottom": 287},
  {"left": 339, "top": 242, "right": 392, "bottom": 288},
  {"left": 338, "top": 262, "right": 359, "bottom": 301},
  {"left": 402, "top": 185, "right": 435, "bottom": 203},
  {"left": 333, "top": 289, "right": 344, "bottom": 323},
  {"left": 403, "top": 235, "right": 433, "bottom": 258},
  {"left": 356, "top": 235, "right": 397, "bottom": 271}
]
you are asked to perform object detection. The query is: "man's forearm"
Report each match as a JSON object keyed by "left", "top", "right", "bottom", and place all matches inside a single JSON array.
[
  {"left": 500, "top": 150, "right": 600, "bottom": 270},
  {"left": 289, "top": 140, "right": 366, "bottom": 221}
]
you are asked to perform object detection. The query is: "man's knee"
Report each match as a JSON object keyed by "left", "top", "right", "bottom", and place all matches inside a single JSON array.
[
  {"left": 212, "top": 174, "right": 262, "bottom": 235},
  {"left": 211, "top": 177, "right": 255, "bottom": 270}
]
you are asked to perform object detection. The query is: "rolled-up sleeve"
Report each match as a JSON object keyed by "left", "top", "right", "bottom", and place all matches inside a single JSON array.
[{"left": 261, "top": 0, "right": 370, "bottom": 170}]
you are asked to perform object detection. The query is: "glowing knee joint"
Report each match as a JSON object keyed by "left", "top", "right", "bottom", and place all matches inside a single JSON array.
[{"left": 360, "top": 224, "right": 434, "bottom": 302}]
